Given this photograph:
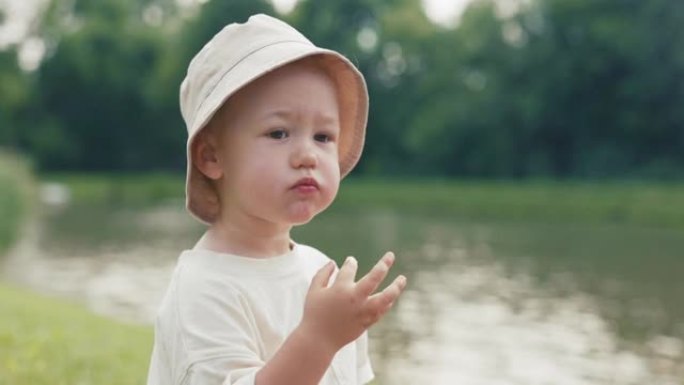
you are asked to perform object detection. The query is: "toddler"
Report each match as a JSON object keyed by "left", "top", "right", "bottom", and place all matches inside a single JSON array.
[{"left": 147, "top": 14, "right": 407, "bottom": 385}]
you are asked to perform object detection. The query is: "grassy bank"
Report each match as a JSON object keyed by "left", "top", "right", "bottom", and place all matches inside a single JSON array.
[
  {"left": 0, "top": 283, "right": 380, "bottom": 385},
  {"left": 39, "top": 172, "right": 183, "bottom": 206},
  {"left": 1, "top": 158, "right": 153, "bottom": 385},
  {"left": 335, "top": 179, "right": 684, "bottom": 228},
  {"left": 0, "top": 150, "right": 33, "bottom": 254},
  {"left": 43, "top": 173, "right": 684, "bottom": 228},
  {"left": 0, "top": 283, "right": 153, "bottom": 385}
]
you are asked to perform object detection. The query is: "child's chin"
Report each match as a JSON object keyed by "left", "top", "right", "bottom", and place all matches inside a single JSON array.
[
  {"left": 290, "top": 217, "right": 314, "bottom": 227},
  {"left": 286, "top": 205, "right": 321, "bottom": 225},
  {"left": 288, "top": 212, "right": 317, "bottom": 226}
]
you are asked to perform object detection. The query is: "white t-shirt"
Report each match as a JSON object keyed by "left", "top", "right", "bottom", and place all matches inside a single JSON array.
[{"left": 147, "top": 242, "right": 374, "bottom": 385}]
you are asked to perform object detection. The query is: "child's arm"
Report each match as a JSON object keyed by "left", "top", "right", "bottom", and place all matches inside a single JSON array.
[{"left": 255, "top": 252, "right": 406, "bottom": 385}]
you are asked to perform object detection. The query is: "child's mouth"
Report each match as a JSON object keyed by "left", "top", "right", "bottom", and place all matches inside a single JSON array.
[{"left": 292, "top": 177, "right": 320, "bottom": 193}]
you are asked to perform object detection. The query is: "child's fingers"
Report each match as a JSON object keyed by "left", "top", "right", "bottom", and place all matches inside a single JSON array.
[
  {"left": 334, "top": 256, "right": 358, "bottom": 285},
  {"left": 365, "top": 274, "right": 407, "bottom": 311},
  {"left": 310, "top": 261, "right": 336, "bottom": 289},
  {"left": 356, "top": 252, "right": 395, "bottom": 297}
]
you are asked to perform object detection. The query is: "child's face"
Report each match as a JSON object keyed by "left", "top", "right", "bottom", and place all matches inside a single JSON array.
[{"left": 213, "top": 60, "right": 341, "bottom": 226}]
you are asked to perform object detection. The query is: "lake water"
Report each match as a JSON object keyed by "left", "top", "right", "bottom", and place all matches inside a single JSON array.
[{"left": 2, "top": 192, "right": 683, "bottom": 384}]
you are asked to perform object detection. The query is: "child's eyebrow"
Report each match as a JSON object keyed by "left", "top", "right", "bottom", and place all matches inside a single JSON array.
[
  {"left": 262, "top": 109, "right": 293, "bottom": 120},
  {"left": 263, "top": 109, "right": 339, "bottom": 126}
]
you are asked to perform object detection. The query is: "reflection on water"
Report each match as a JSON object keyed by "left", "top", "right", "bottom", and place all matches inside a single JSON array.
[
  {"left": 2, "top": 201, "right": 199, "bottom": 324},
  {"left": 2, "top": 195, "right": 683, "bottom": 384},
  {"left": 372, "top": 241, "right": 683, "bottom": 384}
]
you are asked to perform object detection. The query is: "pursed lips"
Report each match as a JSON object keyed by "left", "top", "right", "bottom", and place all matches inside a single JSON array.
[{"left": 291, "top": 177, "right": 320, "bottom": 193}]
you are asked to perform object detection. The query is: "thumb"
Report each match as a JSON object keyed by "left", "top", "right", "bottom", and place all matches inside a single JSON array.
[{"left": 310, "top": 261, "right": 336, "bottom": 289}]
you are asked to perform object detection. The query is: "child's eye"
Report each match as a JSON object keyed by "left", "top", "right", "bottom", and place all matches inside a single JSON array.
[
  {"left": 314, "top": 133, "right": 334, "bottom": 143},
  {"left": 268, "top": 130, "right": 289, "bottom": 139}
]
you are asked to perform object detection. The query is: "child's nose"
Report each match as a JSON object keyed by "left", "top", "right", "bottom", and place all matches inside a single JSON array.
[{"left": 291, "top": 141, "right": 318, "bottom": 169}]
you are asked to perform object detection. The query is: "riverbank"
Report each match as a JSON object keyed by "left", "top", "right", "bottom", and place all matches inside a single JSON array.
[
  {"left": 42, "top": 172, "right": 684, "bottom": 228},
  {"left": 5, "top": 170, "right": 680, "bottom": 384},
  {"left": 336, "top": 178, "right": 684, "bottom": 228},
  {"left": 0, "top": 283, "right": 153, "bottom": 385},
  {"left": 0, "top": 154, "right": 153, "bottom": 385},
  {"left": 0, "top": 150, "right": 33, "bottom": 254}
]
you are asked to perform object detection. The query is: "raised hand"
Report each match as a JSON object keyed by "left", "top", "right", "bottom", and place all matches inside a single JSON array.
[{"left": 300, "top": 252, "right": 407, "bottom": 353}]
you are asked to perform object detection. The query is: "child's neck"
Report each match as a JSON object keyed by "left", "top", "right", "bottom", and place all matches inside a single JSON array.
[{"left": 196, "top": 216, "right": 293, "bottom": 258}]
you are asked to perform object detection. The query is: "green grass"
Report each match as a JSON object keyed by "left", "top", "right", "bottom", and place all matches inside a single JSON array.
[
  {"left": 0, "top": 283, "right": 383, "bottom": 385},
  {"left": 42, "top": 172, "right": 684, "bottom": 228},
  {"left": 40, "top": 171, "right": 183, "bottom": 206},
  {"left": 0, "top": 283, "right": 153, "bottom": 385},
  {"left": 1, "top": 161, "right": 153, "bottom": 385},
  {"left": 333, "top": 178, "right": 684, "bottom": 228},
  {"left": 0, "top": 150, "right": 33, "bottom": 254}
]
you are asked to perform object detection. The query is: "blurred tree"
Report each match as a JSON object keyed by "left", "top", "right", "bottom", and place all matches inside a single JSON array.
[
  {"left": 0, "top": 4, "right": 27, "bottom": 148},
  {"left": 403, "top": 0, "right": 522, "bottom": 176},
  {"left": 291, "top": 0, "right": 435, "bottom": 175},
  {"left": 0, "top": 47, "right": 28, "bottom": 147},
  {"left": 25, "top": 0, "right": 178, "bottom": 170},
  {"left": 1, "top": 0, "right": 682, "bottom": 179},
  {"left": 507, "top": 0, "right": 684, "bottom": 178},
  {"left": 404, "top": 0, "right": 684, "bottom": 178}
]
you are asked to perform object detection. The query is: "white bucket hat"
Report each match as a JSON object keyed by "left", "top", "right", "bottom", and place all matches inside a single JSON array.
[{"left": 180, "top": 13, "right": 369, "bottom": 225}]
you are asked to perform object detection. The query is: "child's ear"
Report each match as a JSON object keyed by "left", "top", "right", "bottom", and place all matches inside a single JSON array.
[{"left": 193, "top": 134, "right": 223, "bottom": 180}]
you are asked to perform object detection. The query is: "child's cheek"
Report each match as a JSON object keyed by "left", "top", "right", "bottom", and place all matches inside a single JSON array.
[{"left": 322, "top": 166, "right": 341, "bottom": 206}]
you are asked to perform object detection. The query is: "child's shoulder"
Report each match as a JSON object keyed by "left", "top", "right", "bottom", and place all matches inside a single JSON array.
[
  {"left": 169, "top": 249, "right": 243, "bottom": 298},
  {"left": 295, "top": 242, "right": 330, "bottom": 260},
  {"left": 294, "top": 242, "right": 335, "bottom": 268}
]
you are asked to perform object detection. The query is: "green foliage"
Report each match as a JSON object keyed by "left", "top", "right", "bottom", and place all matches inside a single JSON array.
[
  {"left": 42, "top": 171, "right": 684, "bottom": 229},
  {"left": 0, "top": 49, "right": 28, "bottom": 146},
  {"left": 0, "top": 0, "right": 682, "bottom": 179},
  {"left": 0, "top": 283, "right": 153, "bottom": 385},
  {"left": 42, "top": 171, "right": 183, "bottom": 205},
  {"left": 334, "top": 178, "right": 684, "bottom": 228},
  {"left": 0, "top": 150, "right": 33, "bottom": 254},
  {"left": 26, "top": 0, "right": 177, "bottom": 171}
]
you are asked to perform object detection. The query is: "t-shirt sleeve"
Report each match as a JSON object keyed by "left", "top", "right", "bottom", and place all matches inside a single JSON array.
[
  {"left": 356, "top": 331, "right": 375, "bottom": 384},
  {"left": 176, "top": 267, "right": 263, "bottom": 385}
]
